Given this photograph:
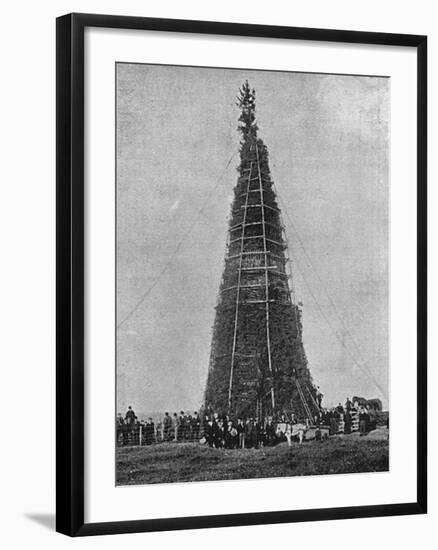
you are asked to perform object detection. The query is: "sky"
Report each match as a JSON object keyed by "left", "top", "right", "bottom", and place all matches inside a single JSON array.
[{"left": 116, "top": 63, "right": 389, "bottom": 416}]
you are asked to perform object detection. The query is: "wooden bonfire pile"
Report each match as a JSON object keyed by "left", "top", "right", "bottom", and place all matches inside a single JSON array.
[{"left": 204, "top": 82, "right": 319, "bottom": 421}]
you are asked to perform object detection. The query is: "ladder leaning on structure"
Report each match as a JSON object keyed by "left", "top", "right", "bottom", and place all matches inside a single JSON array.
[{"left": 295, "top": 377, "right": 313, "bottom": 421}]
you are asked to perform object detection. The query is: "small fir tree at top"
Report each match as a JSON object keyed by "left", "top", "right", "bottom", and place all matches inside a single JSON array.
[
  {"left": 236, "top": 82, "right": 271, "bottom": 183},
  {"left": 237, "top": 81, "right": 258, "bottom": 142}
]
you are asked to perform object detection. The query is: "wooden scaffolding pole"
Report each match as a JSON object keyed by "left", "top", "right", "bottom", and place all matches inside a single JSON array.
[
  {"left": 228, "top": 153, "right": 253, "bottom": 411},
  {"left": 255, "top": 142, "right": 276, "bottom": 412}
]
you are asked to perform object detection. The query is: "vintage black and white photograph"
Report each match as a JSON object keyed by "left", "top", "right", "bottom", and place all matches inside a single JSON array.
[{"left": 115, "top": 63, "right": 389, "bottom": 485}]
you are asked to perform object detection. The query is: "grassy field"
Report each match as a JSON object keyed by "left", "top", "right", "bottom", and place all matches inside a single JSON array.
[{"left": 116, "top": 428, "right": 389, "bottom": 485}]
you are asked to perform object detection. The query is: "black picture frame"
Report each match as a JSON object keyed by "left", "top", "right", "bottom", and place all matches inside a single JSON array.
[{"left": 56, "top": 12, "right": 427, "bottom": 537}]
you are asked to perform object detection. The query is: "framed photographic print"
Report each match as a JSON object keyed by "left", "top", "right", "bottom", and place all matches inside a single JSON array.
[{"left": 56, "top": 13, "right": 427, "bottom": 536}]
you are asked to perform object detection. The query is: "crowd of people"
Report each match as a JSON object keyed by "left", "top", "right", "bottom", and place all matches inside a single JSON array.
[
  {"left": 318, "top": 398, "right": 374, "bottom": 436},
  {"left": 200, "top": 413, "right": 280, "bottom": 449},
  {"left": 116, "top": 408, "right": 285, "bottom": 448},
  {"left": 116, "top": 397, "right": 380, "bottom": 448},
  {"left": 116, "top": 407, "right": 203, "bottom": 446}
]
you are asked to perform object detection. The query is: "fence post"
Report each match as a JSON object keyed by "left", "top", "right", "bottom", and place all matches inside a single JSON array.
[{"left": 139, "top": 424, "right": 142, "bottom": 446}]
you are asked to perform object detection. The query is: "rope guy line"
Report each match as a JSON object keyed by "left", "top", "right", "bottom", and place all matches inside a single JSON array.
[
  {"left": 117, "top": 151, "right": 237, "bottom": 330},
  {"left": 273, "top": 183, "right": 387, "bottom": 399}
]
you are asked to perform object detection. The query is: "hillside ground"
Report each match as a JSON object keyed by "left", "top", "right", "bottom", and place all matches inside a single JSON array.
[{"left": 116, "top": 427, "right": 389, "bottom": 485}]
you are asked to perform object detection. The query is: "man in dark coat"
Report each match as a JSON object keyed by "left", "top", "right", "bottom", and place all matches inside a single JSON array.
[
  {"left": 265, "top": 417, "right": 276, "bottom": 446},
  {"left": 248, "top": 418, "right": 258, "bottom": 448},
  {"left": 125, "top": 406, "right": 136, "bottom": 426},
  {"left": 116, "top": 413, "right": 125, "bottom": 446},
  {"left": 185, "top": 413, "right": 193, "bottom": 441},
  {"left": 316, "top": 387, "right": 324, "bottom": 407},
  {"left": 172, "top": 413, "right": 178, "bottom": 441},
  {"left": 327, "top": 410, "right": 337, "bottom": 435},
  {"left": 256, "top": 418, "right": 265, "bottom": 448},
  {"left": 225, "top": 420, "right": 238, "bottom": 449},
  {"left": 359, "top": 407, "right": 369, "bottom": 436},
  {"left": 245, "top": 419, "right": 254, "bottom": 448},
  {"left": 162, "top": 412, "right": 172, "bottom": 441},
  {"left": 236, "top": 418, "right": 245, "bottom": 449},
  {"left": 178, "top": 411, "right": 186, "bottom": 441},
  {"left": 216, "top": 419, "right": 225, "bottom": 448},
  {"left": 144, "top": 418, "right": 155, "bottom": 445},
  {"left": 191, "top": 411, "right": 201, "bottom": 442},
  {"left": 205, "top": 418, "right": 220, "bottom": 448},
  {"left": 125, "top": 406, "right": 137, "bottom": 444},
  {"left": 344, "top": 411, "right": 352, "bottom": 434}
]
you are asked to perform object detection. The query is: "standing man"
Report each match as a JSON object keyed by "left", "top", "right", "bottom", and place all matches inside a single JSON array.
[
  {"left": 225, "top": 420, "right": 237, "bottom": 449},
  {"left": 344, "top": 410, "right": 352, "bottom": 435},
  {"left": 216, "top": 419, "right": 225, "bottom": 448},
  {"left": 191, "top": 411, "right": 201, "bottom": 442},
  {"left": 316, "top": 387, "right": 324, "bottom": 408},
  {"left": 205, "top": 417, "right": 219, "bottom": 448},
  {"left": 245, "top": 418, "right": 253, "bottom": 448},
  {"left": 256, "top": 418, "right": 264, "bottom": 448},
  {"left": 329, "top": 409, "right": 338, "bottom": 436},
  {"left": 116, "top": 413, "right": 125, "bottom": 446},
  {"left": 172, "top": 413, "right": 178, "bottom": 441},
  {"left": 251, "top": 418, "right": 259, "bottom": 449},
  {"left": 162, "top": 412, "right": 172, "bottom": 441},
  {"left": 145, "top": 417, "right": 155, "bottom": 445},
  {"left": 265, "top": 417, "right": 276, "bottom": 446},
  {"left": 125, "top": 406, "right": 137, "bottom": 445},
  {"left": 125, "top": 405, "right": 137, "bottom": 426},
  {"left": 237, "top": 418, "right": 245, "bottom": 449},
  {"left": 359, "top": 406, "right": 369, "bottom": 436},
  {"left": 178, "top": 411, "right": 186, "bottom": 441}
]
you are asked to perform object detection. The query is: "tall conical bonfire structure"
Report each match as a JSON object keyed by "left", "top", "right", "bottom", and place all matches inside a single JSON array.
[{"left": 204, "top": 82, "right": 319, "bottom": 420}]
